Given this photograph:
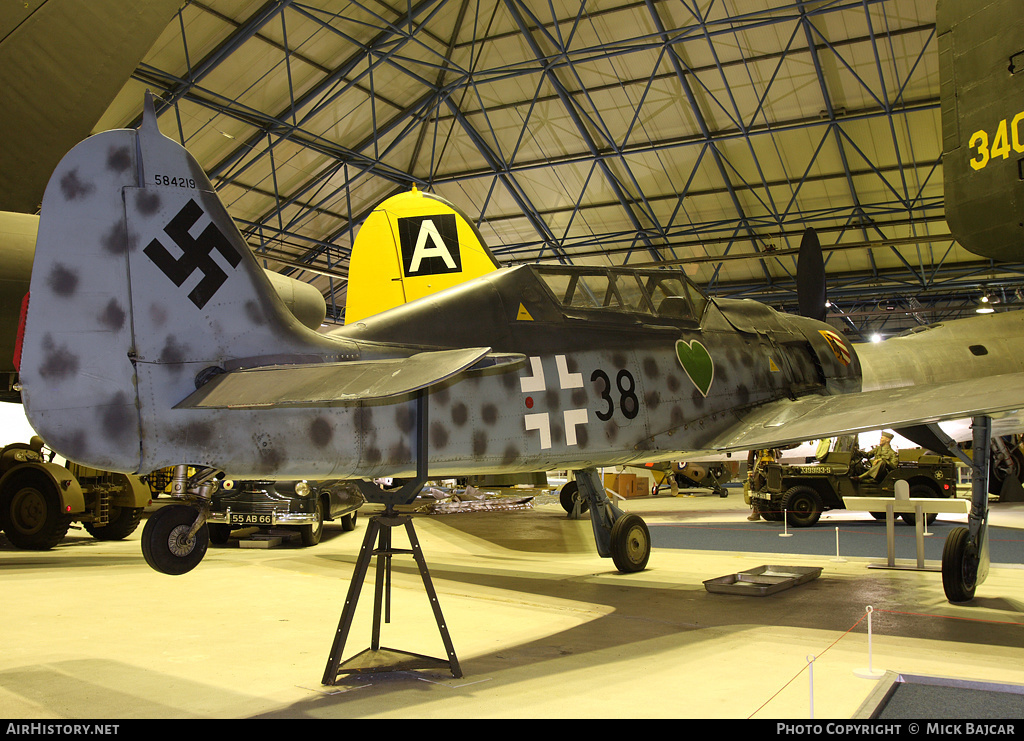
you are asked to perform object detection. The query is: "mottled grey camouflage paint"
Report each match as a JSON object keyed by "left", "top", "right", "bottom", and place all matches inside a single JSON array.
[{"left": 41, "top": 100, "right": 1015, "bottom": 485}]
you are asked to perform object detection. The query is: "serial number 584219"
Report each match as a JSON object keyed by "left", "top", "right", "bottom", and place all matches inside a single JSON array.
[{"left": 154, "top": 174, "right": 197, "bottom": 188}]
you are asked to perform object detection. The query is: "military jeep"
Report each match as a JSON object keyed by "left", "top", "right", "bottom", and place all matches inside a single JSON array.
[{"left": 749, "top": 448, "right": 957, "bottom": 527}]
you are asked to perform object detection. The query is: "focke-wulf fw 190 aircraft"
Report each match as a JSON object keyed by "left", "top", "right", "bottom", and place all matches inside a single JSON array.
[{"left": 16, "top": 96, "right": 1024, "bottom": 619}]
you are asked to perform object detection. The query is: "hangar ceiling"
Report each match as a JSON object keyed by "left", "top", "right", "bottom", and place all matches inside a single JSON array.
[{"left": 89, "top": 0, "right": 1024, "bottom": 338}]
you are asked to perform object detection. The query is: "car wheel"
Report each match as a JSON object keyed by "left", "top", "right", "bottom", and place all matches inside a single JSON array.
[
  {"left": 781, "top": 486, "right": 822, "bottom": 527},
  {"left": 341, "top": 509, "right": 358, "bottom": 532},
  {"left": 84, "top": 505, "right": 145, "bottom": 541},
  {"left": 208, "top": 523, "right": 233, "bottom": 545},
  {"left": 756, "top": 497, "right": 782, "bottom": 521},
  {"left": 1, "top": 470, "right": 71, "bottom": 549},
  {"left": 299, "top": 497, "right": 325, "bottom": 546},
  {"left": 900, "top": 484, "right": 940, "bottom": 526}
]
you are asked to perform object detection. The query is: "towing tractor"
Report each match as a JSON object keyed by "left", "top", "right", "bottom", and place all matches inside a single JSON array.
[
  {"left": 749, "top": 448, "right": 958, "bottom": 528},
  {"left": 0, "top": 437, "right": 151, "bottom": 549}
]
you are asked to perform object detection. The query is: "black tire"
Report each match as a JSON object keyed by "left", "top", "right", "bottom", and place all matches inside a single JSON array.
[
  {"left": 207, "top": 523, "right": 233, "bottom": 545},
  {"left": 900, "top": 484, "right": 940, "bottom": 526},
  {"left": 559, "top": 480, "right": 589, "bottom": 514},
  {"left": 298, "top": 496, "right": 325, "bottom": 546},
  {"left": 610, "top": 513, "right": 650, "bottom": 573},
  {"left": 84, "top": 506, "right": 145, "bottom": 541},
  {"left": 141, "top": 504, "right": 209, "bottom": 575},
  {"left": 942, "top": 526, "right": 978, "bottom": 603},
  {"left": 781, "top": 486, "right": 822, "bottom": 527},
  {"left": 755, "top": 497, "right": 783, "bottom": 521},
  {"left": 0, "top": 470, "right": 71, "bottom": 549},
  {"left": 341, "top": 509, "right": 358, "bottom": 532}
]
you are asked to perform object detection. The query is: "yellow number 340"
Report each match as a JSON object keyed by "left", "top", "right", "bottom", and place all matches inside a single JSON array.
[{"left": 970, "top": 112, "right": 1024, "bottom": 171}]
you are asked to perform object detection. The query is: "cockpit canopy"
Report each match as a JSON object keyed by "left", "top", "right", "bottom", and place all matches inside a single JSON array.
[{"left": 533, "top": 266, "right": 708, "bottom": 323}]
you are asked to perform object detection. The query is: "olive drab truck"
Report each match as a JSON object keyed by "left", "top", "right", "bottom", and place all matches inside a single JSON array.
[{"left": 0, "top": 437, "right": 151, "bottom": 549}]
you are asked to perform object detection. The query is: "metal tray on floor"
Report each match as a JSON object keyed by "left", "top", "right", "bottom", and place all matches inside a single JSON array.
[{"left": 703, "top": 565, "right": 822, "bottom": 596}]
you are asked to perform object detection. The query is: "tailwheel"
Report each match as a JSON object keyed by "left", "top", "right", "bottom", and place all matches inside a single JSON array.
[
  {"left": 942, "top": 526, "right": 978, "bottom": 603},
  {"left": 141, "top": 504, "right": 209, "bottom": 575},
  {"left": 610, "top": 513, "right": 650, "bottom": 573}
]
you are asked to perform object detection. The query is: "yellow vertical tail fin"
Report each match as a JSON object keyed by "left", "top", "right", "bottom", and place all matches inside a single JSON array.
[{"left": 345, "top": 188, "right": 501, "bottom": 323}]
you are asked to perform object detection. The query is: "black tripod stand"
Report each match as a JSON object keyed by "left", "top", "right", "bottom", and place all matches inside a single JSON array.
[{"left": 321, "top": 393, "right": 462, "bottom": 684}]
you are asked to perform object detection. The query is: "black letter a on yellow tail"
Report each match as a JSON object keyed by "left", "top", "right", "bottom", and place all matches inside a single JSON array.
[
  {"left": 398, "top": 214, "right": 461, "bottom": 276},
  {"left": 144, "top": 199, "right": 242, "bottom": 309}
]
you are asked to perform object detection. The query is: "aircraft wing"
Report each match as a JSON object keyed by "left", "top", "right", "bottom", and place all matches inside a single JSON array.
[
  {"left": 175, "top": 348, "right": 523, "bottom": 409},
  {"left": 697, "top": 372, "right": 1024, "bottom": 453}
]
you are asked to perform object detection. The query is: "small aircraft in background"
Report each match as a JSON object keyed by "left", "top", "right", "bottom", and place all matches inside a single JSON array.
[{"left": 16, "top": 95, "right": 1024, "bottom": 604}]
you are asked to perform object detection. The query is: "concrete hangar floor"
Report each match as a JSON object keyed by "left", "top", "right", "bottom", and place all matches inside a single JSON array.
[{"left": 1, "top": 484, "right": 1023, "bottom": 720}]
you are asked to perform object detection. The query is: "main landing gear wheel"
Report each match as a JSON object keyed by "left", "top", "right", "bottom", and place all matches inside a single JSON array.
[
  {"left": 942, "top": 526, "right": 978, "bottom": 603},
  {"left": 610, "top": 514, "right": 650, "bottom": 573},
  {"left": 559, "top": 480, "right": 589, "bottom": 514},
  {"left": 141, "top": 504, "right": 209, "bottom": 575}
]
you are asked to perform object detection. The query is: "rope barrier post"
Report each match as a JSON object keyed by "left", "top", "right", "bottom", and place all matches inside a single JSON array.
[
  {"left": 832, "top": 525, "right": 846, "bottom": 562},
  {"left": 854, "top": 605, "right": 885, "bottom": 679},
  {"left": 807, "top": 654, "right": 816, "bottom": 718},
  {"left": 780, "top": 509, "right": 793, "bottom": 537}
]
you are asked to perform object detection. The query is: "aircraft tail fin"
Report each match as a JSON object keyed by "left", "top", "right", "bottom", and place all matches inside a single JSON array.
[
  {"left": 18, "top": 94, "right": 334, "bottom": 473},
  {"left": 796, "top": 227, "right": 826, "bottom": 322},
  {"left": 344, "top": 188, "right": 501, "bottom": 323}
]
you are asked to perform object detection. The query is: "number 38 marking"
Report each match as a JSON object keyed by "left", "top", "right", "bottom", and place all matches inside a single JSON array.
[{"left": 591, "top": 369, "right": 639, "bottom": 421}]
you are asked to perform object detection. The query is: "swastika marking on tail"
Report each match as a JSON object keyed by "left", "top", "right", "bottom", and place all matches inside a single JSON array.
[{"left": 143, "top": 199, "right": 241, "bottom": 309}]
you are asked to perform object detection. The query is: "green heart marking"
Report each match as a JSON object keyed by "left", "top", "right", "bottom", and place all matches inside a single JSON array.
[{"left": 675, "top": 339, "right": 714, "bottom": 397}]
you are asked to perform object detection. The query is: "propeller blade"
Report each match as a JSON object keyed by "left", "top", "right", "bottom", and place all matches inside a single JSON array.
[{"left": 796, "top": 227, "right": 827, "bottom": 321}]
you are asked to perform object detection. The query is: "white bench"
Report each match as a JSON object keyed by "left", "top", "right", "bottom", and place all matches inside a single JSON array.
[{"left": 843, "top": 482, "right": 970, "bottom": 570}]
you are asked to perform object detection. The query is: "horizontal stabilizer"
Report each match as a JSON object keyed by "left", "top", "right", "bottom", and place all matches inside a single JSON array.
[
  {"left": 176, "top": 347, "right": 522, "bottom": 408},
  {"left": 694, "top": 371, "right": 1024, "bottom": 453}
]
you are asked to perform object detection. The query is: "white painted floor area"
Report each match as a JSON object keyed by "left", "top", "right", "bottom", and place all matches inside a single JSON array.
[{"left": 1, "top": 491, "right": 1022, "bottom": 719}]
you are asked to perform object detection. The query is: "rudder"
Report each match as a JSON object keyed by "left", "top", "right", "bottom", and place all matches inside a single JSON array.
[
  {"left": 19, "top": 96, "right": 330, "bottom": 473},
  {"left": 344, "top": 187, "right": 501, "bottom": 323}
]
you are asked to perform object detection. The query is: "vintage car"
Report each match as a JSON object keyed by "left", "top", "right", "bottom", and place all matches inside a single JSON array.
[
  {"left": 206, "top": 479, "right": 363, "bottom": 546},
  {"left": 749, "top": 448, "right": 958, "bottom": 527}
]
